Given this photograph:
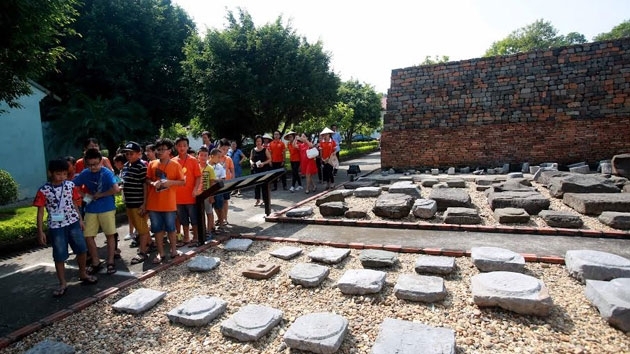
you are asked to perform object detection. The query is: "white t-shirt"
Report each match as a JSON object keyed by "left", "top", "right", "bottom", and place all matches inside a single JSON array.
[{"left": 213, "top": 163, "right": 226, "bottom": 179}]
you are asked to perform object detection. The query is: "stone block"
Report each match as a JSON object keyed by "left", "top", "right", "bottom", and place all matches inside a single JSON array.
[
  {"left": 343, "top": 180, "right": 379, "bottom": 189},
  {"left": 447, "top": 167, "right": 455, "bottom": 175},
  {"left": 359, "top": 249, "right": 398, "bottom": 268},
  {"left": 471, "top": 246, "right": 525, "bottom": 273},
  {"left": 112, "top": 288, "right": 166, "bottom": 314},
  {"left": 548, "top": 173, "right": 620, "bottom": 198},
  {"left": 269, "top": 246, "right": 303, "bottom": 260},
  {"left": 394, "top": 274, "right": 447, "bottom": 302},
  {"left": 319, "top": 201, "right": 349, "bottom": 217},
  {"left": 494, "top": 207, "right": 530, "bottom": 224},
  {"left": 289, "top": 263, "right": 330, "bottom": 287},
  {"left": 371, "top": 318, "right": 455, "bottom": 354},
  {"left": 538, "top": 210, "right": 583, "bottom": 228},
  {"left": 337, "top": 269, "right": 387, "bottom": 295},
  {"left": 563, "top": 193, "right": 630, "bottom": 215},
  {"left": 242, "top": 263, "right": 280, "bottom": 279},
  {"left": 224, "top": 238, "right": 253, "bottom": 251},
  {"left": 308, "top": 247, "right": 351, "bottom": 264},
  {"left": 285, "top": 207, "right": 314, "bottom": 217},
  {"left": 565, "top": 250, "right": 630, "bottom": 282},
  {"left": 598, "top": 211, "right": 630, "bottom": 230},
  {"left": 487, "top": 191, "right": 550, "bottom": 215},
  {"left": 446, "top": 178, "right": 466, "bottom": 188},
  {"left": 221, "top": 304, "right": 283, "bottom": 341},
  {"left": 344, "top": 210, "right": 367, "bottom": 218},
  {"left": 316, "top": 191, "right": 346, "bottom": 206},
  {"left": 388, "top": 181, "right": 422, "bottom": 198},
  {"left": 166, "top": 295, "right": 227, "bottom": 327},
  {"left": 284, "top": 312, "right": 348, "bottom": 354},
  {"left": 612, "top": 153, "right": 630, "bottom": 178},
  {"left": 412, "top": 199, "right": 437, "bottom": 219},
  {"left": 24, "top": 340, "right": 74, "bottom": 354},
  {"left": 421, "top": 178, "right": 440, "bottom": 187},
  {"left": 428, "top": 188, "right": 472, "bottom": 211},
  {"left": 569, "top": 165, "right": 591, "bottom": 174},
  {"left": 507, "top": 172, "right": 524, "bottom": 179},
  {"left": 187, "top": 256, "right": 221, "bottom": 272},
  {"left": 443, "top": 207, "right": 481, "bottom": 224},
  {"left": 415, "top": 255, "right": 456, "bottom": 275},
  {"left": 584, "top": 278, "right": 630, "bottom": 332},
  {"left": 353, "top": 186, "right": 381, "bottom": 197},
  {"left": 373, "top": 193, "right": 414, "bottom": 219},
  {"left": 472, "top": 271, "right": 553, "bottom": 316}
]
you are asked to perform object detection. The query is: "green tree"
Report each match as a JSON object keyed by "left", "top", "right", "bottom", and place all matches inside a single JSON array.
[
  {"left": 182, "top": 9, "right": 340, "bottom": 141},
  {"left": 484, "top": 19, "right": 586, "bottom": 57},
  {"left": 41, "top": 0, "right": 195, "bottom": 132},
  {"left": 419, "top": 55, "right": 450, "bottom": 65},
  {"left": 0, "top": 0, "right": 79, "bottom": 111},
  {"left": 594, "top": 20, "right": 630, "bottom": 41},
  {"left": 336, "top": 80, "right": 382, "bottom": 146}
]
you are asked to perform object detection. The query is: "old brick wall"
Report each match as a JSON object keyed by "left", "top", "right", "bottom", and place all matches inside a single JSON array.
[{"left": 382, "top": 38, "right": 630, "bottom": 170}]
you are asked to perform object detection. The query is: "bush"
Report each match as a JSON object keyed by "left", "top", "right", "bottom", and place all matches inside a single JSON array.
[
  {"left": 0, "top": 206, "right": 39, "bottom": 244},
  {"left": 0, "top": 170, "right": 18, "bottom": 205}
]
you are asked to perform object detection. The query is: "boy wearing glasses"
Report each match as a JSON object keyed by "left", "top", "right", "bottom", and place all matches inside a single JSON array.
[
  {"left": 72, "top": 148, "right": 120, "bottom": 275},
  {"left": 146, "top": 138, "right": 185, "bottom": 263}
]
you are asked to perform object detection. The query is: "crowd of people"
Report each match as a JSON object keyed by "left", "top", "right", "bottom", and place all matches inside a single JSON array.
[{"left": 33, "top": 125, "right": 343, "bottom": 297}]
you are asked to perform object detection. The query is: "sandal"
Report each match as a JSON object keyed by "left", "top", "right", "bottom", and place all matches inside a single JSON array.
[
  {"left": 130, "top": 253, "right": 148, "bottom": 265},
  {"left": 79, "top": 275, "right": 98, "bottom": 285},
  {"left": 170, "top": 250, "right": 182, "bottom": 258},
  {"left": 87, "top": 260, "right": 104, "bottom": 275},
  {"left": 52, "top": 286, "right": 68, "bottom": 298},
  {"left": 176, "top": 241, "right": 189, "bottom": 248},
  {"left": 106, "top": 263, "right": 117, "bottom": 275},
  {"left": 152, "top": 254, "right": 164, "bottom": 264},
  {"left": 254, "top": 200, "right": 261, "bottom": 206}
]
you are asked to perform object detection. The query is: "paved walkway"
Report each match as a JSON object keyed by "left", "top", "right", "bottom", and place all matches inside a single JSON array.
[{"left": 1, "top": 150, "right": 630, "bottom": 341}]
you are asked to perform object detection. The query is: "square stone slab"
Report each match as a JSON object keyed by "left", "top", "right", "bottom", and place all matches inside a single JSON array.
[
  {"left": 289, "top": 263, "right": 330, "bottom": 287},
  {"left": 471, "top": 271, "right": 553, "bottom": 316},
  {"left": 221, "top": 304, "right": 283, "bottom": 341},
  {"left": 285, "top": 206, "right": 314, "bottom": 217},
  {"left": 112, "top": 288, "right": 166, "bottom": 314},
  {"left": 284, "top": 312, "right": 348, "bottom": 354},
  {"left": 269, "top": 246, "right": 303, "bottom": 260},
  {"left": 565, "top": 250, "right": 630, "bottom": 282},
  {"left": 24, "top": 340, "right": 74, "bottom": 354},
  {"left": 187, "top": 256, "right": 221, "bottom": 272},
  {"left": 166, "top": 295, "right": 227, "bottom": 327},
  {"left": 337, "top": 269, "right": 386, "bottom": 295},
  {"left": 308, "top": 247, "right": 351, "bottom": 264},
  {"left": 224, "top": 238, "right": 254, "bottom": 251},
  {"left": 242, "top": 262, "right": 280, "bottom": 279},
  {"left": 415, "top": 255, "right": 456, "bottom": 275},
  {"left": 471, "top": 246, "right": 525, "bottom": 273},
  {"left": 371, "top": 318, "right": 456, "bottom": 354},
  {"left": 585, "top": 278, "right": 630, "bottom": 332},
  {"left": 394, "top": 274, "right": 447, "bottom": 302},
  {"left": 359, "top": 249, "right": 398, "bottom": 268},
  {"left": 494, "top": 207, "right": 530, "bottom": 224}
]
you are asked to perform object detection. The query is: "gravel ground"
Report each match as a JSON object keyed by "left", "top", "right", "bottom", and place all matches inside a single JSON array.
[
  {"left": 5, "top": 240, "right": 630, "bottom": 354},
  {"left": 299, "top": 179, "right": 626, "bottom": 234}
]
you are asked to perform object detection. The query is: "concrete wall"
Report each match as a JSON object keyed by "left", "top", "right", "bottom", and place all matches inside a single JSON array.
[
  {"left": 0, "top": 84, "right": 48, "bottom": 200},
  {"left": 382, "top": 38, "right": 630, "bottom": 169}
]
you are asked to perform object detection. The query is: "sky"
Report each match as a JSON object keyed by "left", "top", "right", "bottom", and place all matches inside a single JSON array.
[{"left": 172, "top": 0, "right": 629, "bottom": 93}]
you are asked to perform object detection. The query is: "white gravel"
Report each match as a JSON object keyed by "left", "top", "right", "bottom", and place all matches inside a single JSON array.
[{"left": 4, "top": 241, "right": 630, "bottom": 353}]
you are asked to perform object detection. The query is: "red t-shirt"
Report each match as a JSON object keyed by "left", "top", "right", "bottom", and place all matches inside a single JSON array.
[
  {"left": 269, "top": 140, "right": 286, "bottom": 163},
  {"left": 319, "top": 140, "right": 337, "bottom": 160},
  {"left": 146, "top": 159, "right": 184, "bottom": 212},
  {"left": 288, "top": 142, "right": 301, "bottom": 162}
]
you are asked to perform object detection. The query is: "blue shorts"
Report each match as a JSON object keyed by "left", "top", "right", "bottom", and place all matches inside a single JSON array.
[
  {"left": 149, "top": 211, "right": 177, "bottom": 233},
  {"left": 213, "top": 194, "right": 224, "bottom": 210},
  {"left": 223, "top": 192, "right": 231, "bottom": 201},
  {"left": 50, "top": 221, "right": 87, "bottom": 262},
  {"left": 177, "top": 204, "right": 199, "bottom": 227}
]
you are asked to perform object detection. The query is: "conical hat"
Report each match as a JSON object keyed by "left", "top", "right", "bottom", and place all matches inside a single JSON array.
[
  {"left": 320, "top": 127, "right": 334, "bottom": 135},
  {"left": 283, "top": 131, "right": 297, "bottom": 140},
  {"left": 262, "top": 133, "right": 272, "bottom": 140}
]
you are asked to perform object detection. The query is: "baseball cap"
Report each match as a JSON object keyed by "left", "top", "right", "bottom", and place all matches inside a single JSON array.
[{"left": 122, "top": 141, "right": 142, "bottom": 152}]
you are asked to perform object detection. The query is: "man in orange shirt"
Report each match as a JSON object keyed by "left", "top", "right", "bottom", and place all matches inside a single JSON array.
[
  {"left": 269, "top": 130, "right": 287, "bottom": 191},
  {"left": 146, "top": 138, "right": 185, "bottom": 264},
  {"left": 173, "top": 137, "right": 202, "bottom": 246}
]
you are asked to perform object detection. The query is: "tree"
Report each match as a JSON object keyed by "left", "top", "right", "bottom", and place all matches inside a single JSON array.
[
  {"left": 0, "top": 0, "right": 79, "bottom": 111},
  {"left": 419, "top": 55, "right": 450, "bottom": 65},
  {"left": 182, "top": 9, "right": 340, "bottom": 141},
  {"left": 336, "top": 80, "right": 382, "bottom": 146},
  {"left": 594, "top": 20, "right": 630, "bottom": 41},
  {"left": 41, "top": 0, "right": 196, "bottom": 132},
  {"left": 484, "top": 19, "right": 586, "bottom": 57}
]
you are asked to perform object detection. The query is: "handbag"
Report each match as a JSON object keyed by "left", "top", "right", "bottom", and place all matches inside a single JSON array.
[
  {"left": 306, "top": 147, "right": 319, "bottom": 159},
  {"left": 327, "top": 154, "right": 339, "bottom": 169}
]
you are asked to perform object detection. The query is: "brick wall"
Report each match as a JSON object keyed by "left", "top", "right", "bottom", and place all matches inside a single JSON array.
[{"left": 382, "top": 38, "right": 630, "bottom": 170}]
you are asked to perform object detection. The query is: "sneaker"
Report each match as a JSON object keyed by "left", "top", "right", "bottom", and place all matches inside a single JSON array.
[
  {"left": 295, "top": 186, "right": 303, "bottom": 191},
  {"left": 289, "top": 186, "right": 295, "bottom": 192},
  {"left": 123, "top": 233, "right": 133, "bottom": 241}
]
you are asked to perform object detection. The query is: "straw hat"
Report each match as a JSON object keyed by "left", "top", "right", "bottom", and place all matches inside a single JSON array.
[
  {"left": 283, "top": 131, "right": 297, "bottom": 140},
  {"left": 320, "top": 127, "right": 334, "bottom": 135},
  {"left": 262, "top": 133, "right": 273, "bottom": 140}
]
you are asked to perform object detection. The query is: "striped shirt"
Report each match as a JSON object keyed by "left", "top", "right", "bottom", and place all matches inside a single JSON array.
[{"left": 121, "top": 160, "right": 147, "bottom": 208}]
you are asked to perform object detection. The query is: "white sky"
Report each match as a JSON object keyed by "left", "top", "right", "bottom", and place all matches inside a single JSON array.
[{"left": 172, "top": 0, "right": 629, "bottom": 93}]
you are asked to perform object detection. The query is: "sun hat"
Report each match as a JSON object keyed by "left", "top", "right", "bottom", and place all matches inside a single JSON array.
[
  {"left": 283, "top": 131, "right": 297, "bottom": 140},
  {"left": 320, "top": 127, "right": 334, "bottom": 135},
  {"left": 262, "top": 133, "right": 273, "bottom": 140}
]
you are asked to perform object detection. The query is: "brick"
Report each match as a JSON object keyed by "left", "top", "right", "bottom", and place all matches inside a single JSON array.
[
  {"left": 364, "top": 244, "right": 384, "bottom": 250},
  {"left": 0, "top": 337, "right": 13, "bottom": 350},
  {"left": 422, "top": 248, "right": 442, "bottom": 255},
  {"left": 7, "top": 322, "right": 43, "bottom": 341},
  {"left": 521, "top": 254, "right": 539, "bottom": 262},
  {"left": 400, "top": 246, "right": 422, "bottom": 253},
  {"left": 348, "top": 242, "right": 364, "bottom": 249},
  {"left": 39, "top": 309, "right": 73, "bottom": 326},
  {"left": 538, "top": 256, "right": 565, "bottom": 265},
  {"left": 328, "top": 241, "right": 349, "bottom": 248},
  {"left": 92, "top": 287, "right": 120, "bottom": 301},
  {"left": 137, "top": 269, "right": 158, "bottom": 281},
  {"left": 115, "top": 278, "right": 139, "bottom": 290},
  {"left": 383, "top": 244, "right": 402, "bottom": 252},
  {"left": 68, "top": 296, "right": 98, "bottom": 312},
  {"left": 441, "top": 249, "right": 466, "bottom": 257}
]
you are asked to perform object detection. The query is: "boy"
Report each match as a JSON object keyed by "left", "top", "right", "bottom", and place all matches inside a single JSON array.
[
  {"left": 72, "top": 148, "right": 120, "bottom": 275},
  {"left": 209, "top": 148, "right": 226, "bottom": 230},
  {"left": 198, "top": 146, "right": 216, "bottom": 240},
  {"left": 34, "top": 159, "right": 97, "bottom": 297},
  {"left": 146, "top": 138, "right": 185, "bottom": 263},
  {"left": 172, "top": 137, "right": 202, "bottom": 246},
  {"left": 75, "top": 138, "right": 114, "bottom": 173},
  {"left": 120, "top": 142, "right": 151, "bottom": 264}
]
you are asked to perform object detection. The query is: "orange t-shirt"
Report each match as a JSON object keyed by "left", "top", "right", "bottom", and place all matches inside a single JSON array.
[
  {"left": 75, "top": 157, "right": 113, "bottom": 174},
  {"left": 146, "top": 159, "right": 184, "bottom": 212},
  {"left": 288, "top": 142, "right": 300, "bottom": 162},
  {"left": 319, "top": 140, "right": 337, "bottom": 160},
  {"left": 269, "top": 140, "right": 286, "bottom": 163},
  {"left": 220, "top": 156, "right": 235, "bottom": 180},
  {"left": 172, "top": 154, "right": 202, "bottom": 205}
]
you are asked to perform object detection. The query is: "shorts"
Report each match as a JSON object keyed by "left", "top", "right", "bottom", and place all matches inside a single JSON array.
[
  {"left": 149, "top": 211, "right": 177, "bottom": 233},
  {"left": 126, "top": 208, "right": 150, "bottom": 235},
  {"left": 204, "top": 198, "right": 213, "bottom": 214},
  {"left": 223, "top": 192, "right": 231, "bottom": 201},
  {"left": 213, "top": 193, "right": 224, "bottom": 210},
  {"left": 84, "top": 210, "right": 117, "bottom": 236},
  {"left": 176, "top": 204, "right": 199, "bottom": 227},
  {"left": 50, "top": 221, "right": 87, "bottom": 262}
]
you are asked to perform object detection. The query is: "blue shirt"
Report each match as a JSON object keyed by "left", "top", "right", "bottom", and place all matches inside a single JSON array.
[
  {"left": 73, "top": 167, "right": 117, "bottom": 213},
  {"left": 228, "top": 148, "right": 244, "bottom": 177},
  {"left": 332, "top": 131, "right": 342, "bottom": 153}
]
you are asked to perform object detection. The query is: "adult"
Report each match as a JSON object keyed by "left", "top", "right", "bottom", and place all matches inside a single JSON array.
[
  {"left": 297, "top": 133, "right": 317, "bottom": 193},
  {"left": 269, "top": 130, "right": 287, "bottom": 190},
  {"left": 319, "top": 127, "right": 338, "bottom": 190},
  {"left": 249, "top": 135, "right": 272, "bottom": 206},
  {"left": 201, "top": 131, "right": 215, "bottom": 150},
  {"left": 330, "top": 124, "right": 342, "bottom": 176},
  {"left": 284, "top": 131, "right": 303, "bottom": 192},
  {"left": 262, "top": 133, "right": 272, "bottom": 149},
  {"left": 227, "top": 140, "right": 246, "bottom": 196}
]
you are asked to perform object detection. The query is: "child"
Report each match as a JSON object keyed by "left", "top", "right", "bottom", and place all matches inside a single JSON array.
[
  {"left": 73, "top": 148, "right": 120, "bottom": 275},
  {"left": 114, "top": 153, "right": 136, "bottom": 241},
  {"left": 210, "top": 148, "right": 226, "bottom": 229},
  {"left": 198, "top": 146, "right": 216, "bottom": 239},
  {"left": 218, "top": 139, "right": 234, "bottom": 226},
  {"left": 172, "top": 137, "right": 202, "bottom": 246},
  {"left": 34, "top": 159, "right": 97, "bottom": 297}
]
